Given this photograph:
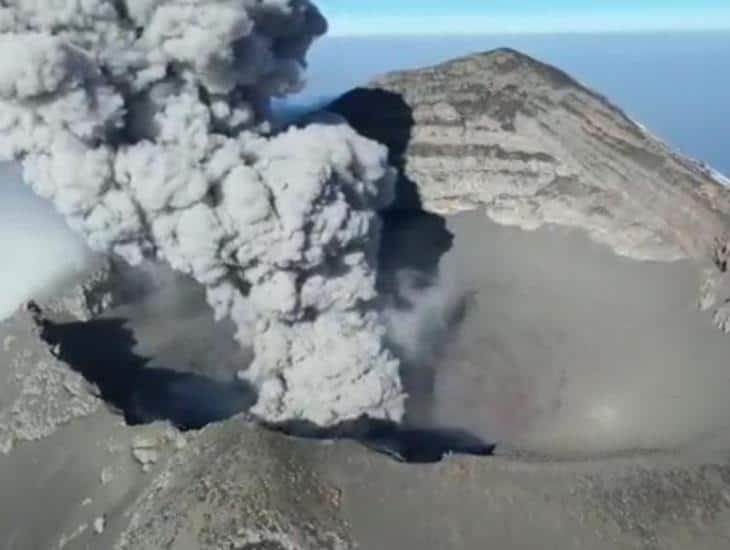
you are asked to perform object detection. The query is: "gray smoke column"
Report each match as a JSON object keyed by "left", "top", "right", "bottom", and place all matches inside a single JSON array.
[{"left": 0, "top": 1, "right": 404, "bottom": 426}]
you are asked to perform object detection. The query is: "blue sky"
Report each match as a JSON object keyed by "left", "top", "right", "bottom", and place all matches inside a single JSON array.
[{"left": 317, "top": 1, "right": 730, "bottom": 35}]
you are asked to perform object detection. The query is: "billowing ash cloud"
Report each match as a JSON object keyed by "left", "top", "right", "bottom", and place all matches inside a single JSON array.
[{"left": 0, "top": 1, "right": 404, "bottom": 426}]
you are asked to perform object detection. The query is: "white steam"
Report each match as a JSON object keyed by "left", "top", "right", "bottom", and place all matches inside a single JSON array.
[
  {"left": 0, "top": 162, "right": 93, "bottom": 320},
  {"left": 0, "top": 1, "right": 404, "bottom": 426}
]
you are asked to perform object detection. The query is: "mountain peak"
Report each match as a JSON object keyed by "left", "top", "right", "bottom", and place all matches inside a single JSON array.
[{"left": 329, "top": 48, "right": 730, "bottom": 266}]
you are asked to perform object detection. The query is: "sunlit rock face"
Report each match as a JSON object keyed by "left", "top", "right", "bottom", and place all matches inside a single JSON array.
[{"left": 329, "top": 48, "right": 730, "bottom": 263}]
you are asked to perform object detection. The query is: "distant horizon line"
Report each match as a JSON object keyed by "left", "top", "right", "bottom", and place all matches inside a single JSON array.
[
  {"left": 324, "top": 11, "right": 730, "bottom": 38},
  {"left": 325, "top": 27, "right": 730, "bottom": 39}
]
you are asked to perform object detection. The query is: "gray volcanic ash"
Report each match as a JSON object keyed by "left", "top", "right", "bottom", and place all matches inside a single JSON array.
[{"left": 0, "top": 1, "right": 403, "bottom": 426}]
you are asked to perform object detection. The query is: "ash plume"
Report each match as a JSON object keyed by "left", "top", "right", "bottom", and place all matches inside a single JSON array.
[{"left": 0, "top": 1, "right": 404, "bottom": 426}]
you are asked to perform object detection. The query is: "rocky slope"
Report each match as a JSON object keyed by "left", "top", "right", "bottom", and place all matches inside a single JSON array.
[
  {"left": 112, "top": 413, "right": 730, "bottom": 550},
  {"left": 0, "top": 306, "right": 100, "bottom": 455},
  {"left": 9, "top": 268, "right": 730, "bottom": 550},
  {"left": 329, "top": 48, "right": 730, "bottom": 319}
]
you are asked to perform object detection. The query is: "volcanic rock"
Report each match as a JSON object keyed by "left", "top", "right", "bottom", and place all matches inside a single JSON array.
[{"left": 329, "top": 48, "right": 730, "bottom": 314}]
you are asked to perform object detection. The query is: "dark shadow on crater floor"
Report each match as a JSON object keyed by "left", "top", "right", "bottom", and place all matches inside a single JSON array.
[
  {"left": 36, "top": 311, "right": 493, "bottom": 463},
  {"left": 268, "top": 417, "right": 495, "bottom": 464},
  {"left": 34, "top": 313, "right": 256, "bottom": 430}
]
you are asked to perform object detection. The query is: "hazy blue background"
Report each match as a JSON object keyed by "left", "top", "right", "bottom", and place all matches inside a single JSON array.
[
  {"left": 319, "top": 0, "right": 730, "bottom": 35},
  {"left": 279, "top": 31, "right": 730, "bottom": 175}
]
